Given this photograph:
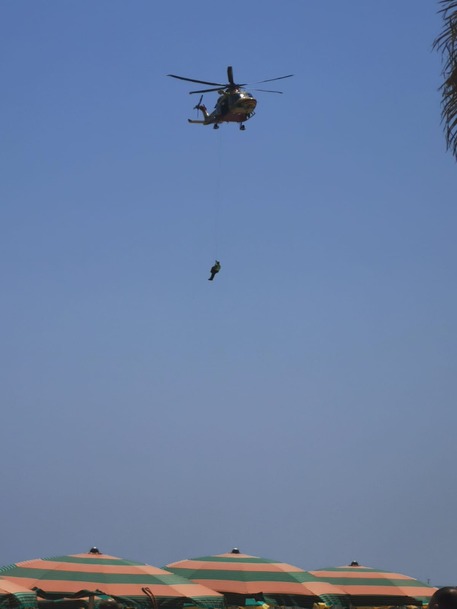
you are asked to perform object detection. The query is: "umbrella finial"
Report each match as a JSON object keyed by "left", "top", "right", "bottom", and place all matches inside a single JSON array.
[
  {"left": 89, "top": 547, "right": 101, "bottom": 554},
  {"left": 349, "top": 561, "right": 359, "bottom": 566},
  {"left": 231, "top": 548, "right": 240, "bottom": 554}
]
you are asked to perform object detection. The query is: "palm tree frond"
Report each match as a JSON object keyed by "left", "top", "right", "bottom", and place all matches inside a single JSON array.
[{"left": 434, "top": 0, "right": 457, "bottom": 159}]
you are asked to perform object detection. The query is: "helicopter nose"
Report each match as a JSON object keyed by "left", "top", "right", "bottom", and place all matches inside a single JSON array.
[{"left": 240, "top": 98, "right": 257, "bottom": 110}]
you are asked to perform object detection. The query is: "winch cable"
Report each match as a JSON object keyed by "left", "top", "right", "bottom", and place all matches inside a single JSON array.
[{"left": 212, "top": 128, "right": 223, "bottom": 260}]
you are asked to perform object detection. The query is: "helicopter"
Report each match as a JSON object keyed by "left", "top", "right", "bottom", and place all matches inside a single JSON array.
[{"left": 168, "top": 66, "right": 293, "bottom": 130}]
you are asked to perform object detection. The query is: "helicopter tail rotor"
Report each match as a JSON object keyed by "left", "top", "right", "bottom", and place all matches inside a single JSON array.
[
  {"left": 192, "top": 94, "right": 209, "bottom": 120},
  {"left": 193, "top": 94, "right": 204, "bottom": 110}
]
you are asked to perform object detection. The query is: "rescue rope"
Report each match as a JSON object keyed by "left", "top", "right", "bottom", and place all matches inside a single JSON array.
[{"left": 213, "top": 128, "right": 223, "bottom": 259}]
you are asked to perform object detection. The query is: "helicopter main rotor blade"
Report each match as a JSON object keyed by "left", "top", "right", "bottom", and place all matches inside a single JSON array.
[
  {"left": 227, "top": 66, "right": 235, "bottom": 85},
  {"left": 251, "top": 88, "right": 284, "bottom": 94},
  {"left": 189, "top": 87, "right": 225, "bottom": 94},
  {"left": 249, "top": 74, "right": 294, "bottom": 85},
  {"left": 168, "top": 74, "right": 225, "bottom": 87}
]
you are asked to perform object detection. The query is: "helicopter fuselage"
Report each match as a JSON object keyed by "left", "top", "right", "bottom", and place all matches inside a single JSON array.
[
  {"left": 189, "top": 88, "right": 257, "bottom": 128},
  {"left": 215, "top": 89, "right": 257, "bottom": 120}
]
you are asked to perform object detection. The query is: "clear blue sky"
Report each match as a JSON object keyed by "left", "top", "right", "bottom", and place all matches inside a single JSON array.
[{"left": 1, "top": 0, "right": 456, "bottom": 588}]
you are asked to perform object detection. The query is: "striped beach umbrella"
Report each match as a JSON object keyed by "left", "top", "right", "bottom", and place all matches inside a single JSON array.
[
  {"left": 0, "top": 578, "right": 38, "bottom": 609},
  {"left": 309, "top": 563, "right": 436, "bottom": 608},
  {"left": 166, "top": 549, "right": 347, "bottom": 608},
  {"left": 0, "top": 549, "right": 224, "bottom": 609}
]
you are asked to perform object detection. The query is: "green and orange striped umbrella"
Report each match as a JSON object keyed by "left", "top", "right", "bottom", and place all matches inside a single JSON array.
[
  {"left": 309, "top": 563, "right": 436, "bottom": 607},
  {"left": 0, "top": 578, "right": 37, "bottom": 609},
  {"left": 166, "top": 549, "right": 346, "bottom": 608},
  {"left": 0, "top": 550, "right": 224, "bottom": 609}
]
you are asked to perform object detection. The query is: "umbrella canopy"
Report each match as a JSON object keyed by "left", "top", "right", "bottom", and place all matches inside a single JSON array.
[
  {"left": 0, "top": 577, "right": 37, "bottom": 609},
  {"left": 166, "top": 549, "right": 346, "bottom": 608},
  {"left": 0, "top": 549, "right": 224, "bottom": 609},
  {"left": 309, "top": 564, "right": 436, "bottom": 607}
]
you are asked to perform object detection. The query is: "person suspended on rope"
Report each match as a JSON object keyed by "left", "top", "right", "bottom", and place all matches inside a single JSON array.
[{"left": 208, "top": 260, "right": 221, "bottom": 281}]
